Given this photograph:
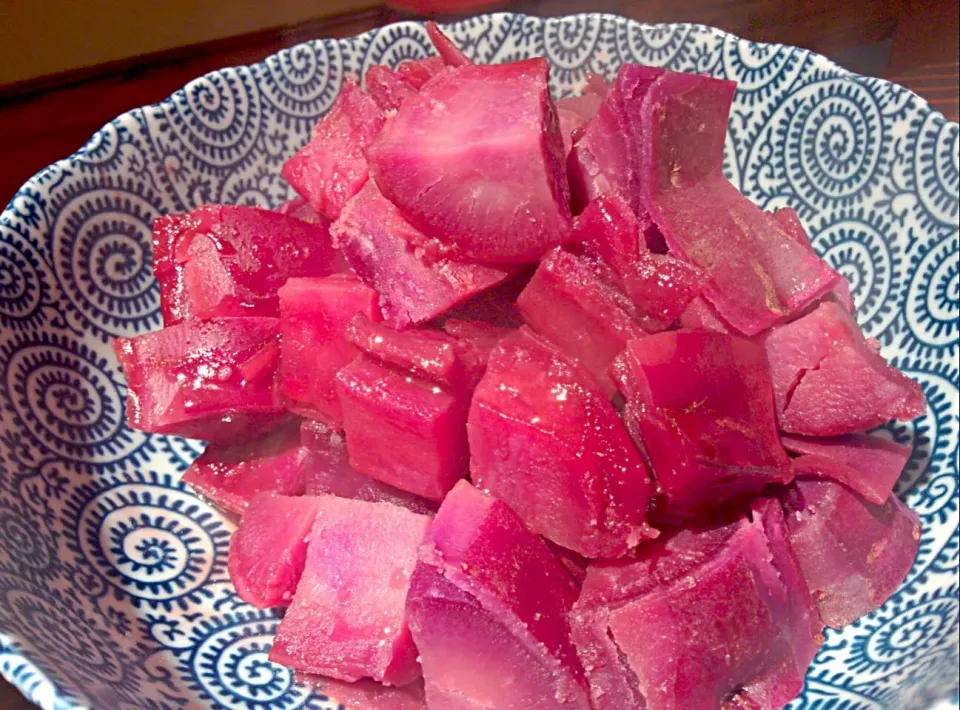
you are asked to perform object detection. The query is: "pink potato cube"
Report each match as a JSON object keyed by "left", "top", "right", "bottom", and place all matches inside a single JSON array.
[
  {"left": 781, "top": 468, "right": 922, "bottom": 628},
  {"left": 516, "top": 247, "right": 645, "bottom": 397},
  {"left": 639, "top": 71, "right": 839, "bottom": 335},
  {"left": 612, "top": 331, "right": 793, "bottom": 519},
  {"left": 269, "top": 496, "right": 431, "bottom": 685},
  {"left": 335, "top": 355, "right": 469, "bottom": 501},
  {"left": 568, "top": 63, "right": 665, "bottom": 215},
  {"left": 282, "top": 78, "right": 384, "bottom": 220},
  {"left": 299, "top": 419, "right": 437, "bottom": 515},
  {"left": 112, "top": 317, "right": 285, "bottom": 443},
  {"left": 571, "top": 501, "right": 823, "bottom": 710},
  {"left": 469, "top": 328, "right": 655, "bottom": 557},
  {"left": 406, "top": 481, "right": 592, "bottom": 710},
  {"left": 331, "top": 181, "right": 509, "bottom": 328},
  {"left": 771, "top": 207, "right": 855, "bottom": 312},
  {"left": 277, "top": 275, "right": 381, "bottom": 426},
  {"left": 781, "top": 432, "right": 911, "bottom": 505},
  {"left": 763, "top": 301, "right": 926, "bottom": 435},
  {"left": 367, "top": 58, "right": 571, "bottom": 264},
  {"left": 151, "top": 204, "right": 340, "bottom": 325},
  {"left": 182, "top": 420, "right": 305, "bottom": 515},
  {"left": 227, "top": 493, "right": 321, "bottom": 608}
]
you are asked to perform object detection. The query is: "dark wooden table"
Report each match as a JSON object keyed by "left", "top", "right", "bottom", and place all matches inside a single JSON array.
[{"left": 0, "top": 0, "right": 956, "bottom": 707}]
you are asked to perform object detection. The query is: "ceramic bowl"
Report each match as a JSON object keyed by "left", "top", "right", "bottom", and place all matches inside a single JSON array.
[{"left": 1, "top": 12, "right": 958, "bottom": 710}]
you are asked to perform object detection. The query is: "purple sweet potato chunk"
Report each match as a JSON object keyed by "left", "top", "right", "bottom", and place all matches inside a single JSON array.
[
  {"left": 331, "top": 181, "right": 509, "bottom": 328},
  {"left": 781, "top": 432, "right": 911, "bottom": 505},
  {"left": 367, "top": 58, "right": 571, "bottom": 264},
  {"left": 426, "top": 21, "right": 471, "bottom": 67},
  {"left": 517, "top": 248, "right": 645, "bottom": 396},
  {"left": 278, "top": 275, "right": 381, "bottom": 426},
  {"left": 781, "top": 469, "right": 921, "bottom": 628},
  {"left": 335, "top": 355, "right": 469, "bottom": 500},
  {"left": 299, "top": 420, "right": 437, "bottom": 515},
  {"left": 772, "top": 207, "right": 855, "bottom": 312},
  {"left": 639, "top": 71, "right": 839, "bottom": 335},
  {"left": 302, "top": 677, "right": 427, "bottom": 710},
  {"left": 764, "top": 301, "right": 926, "bottom": 435},
  {"left": 574, "top": 196, "right": 704, "bottom": 331},
  {"left": 345, "top": 314, "right": 485, "bottom": 390},
  {"left": 270, "top": 496, "right": 430, "bottom": 684},
  {"left": 568, "top": 63, "right": 665, "bottom": 214},
  {"left": 612, "top": 331, "right": 793, "bottom": 519},
  {"left": 112, "top": 317, "right": 285, "bottom": 443},
  {"left": 282, "top": 78, "right": 384, "bottom": 220},
  {"left": 151, "top": 205, "right": 340, "bottom": 324},
  {"left": 407, "top": 481, "right": 591, "bottom": 710},
  {"left": 396, "top": 56, "right": 446, "bottom": 89},
  {"left": 365, "top": 65, "right": 418, "bottom": 111},
  {"left": 469, "top": 328, "right": 655, "bottom": 557},
  {"left": 227, "top": 493, "right": 320, "bottom": 608},
  {"left": 571, "top": 503, "right": 823, "bottom": 710},
  {"left": 182, "top": 420, "right": 305, "bottom": 515}
]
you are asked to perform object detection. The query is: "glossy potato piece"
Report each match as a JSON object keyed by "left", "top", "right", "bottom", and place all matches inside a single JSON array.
[
  {"left": 282, "top": 78, "right": 384, "bottom": 220},
  {"left": 639, "top": 71, "right": 839, "bottom": 334},
  {"left": 571, "top": 502, "right": 822, "bottom": 710},
  {"left": 406, "top": 482, "right": 591, "bottom": 710},
  {"left": 612, "top": 331, "right": 792, "bottom": 519},
  {"left": 278, "top": 275, "right": 381, "bottom": 426},
  {"left": 335, "top": 355, "right": 469, "bottom": 501},
  {"left": 367, "top": 58, "right": 571, "bottom": 264},
  {"left": 152, "top": 204, "right": 340, "bottom": 324},
  {"left": 574, "top": 195, "right": 703, "bottom": 331},
  {"left": 781, "top": 469, "right": 921, "bottom": 628},
  {"left": 568, "top": 63, "right": 665, "bottom": 214},
  {"left": 302, "top": 677, "right": 426, "bottom": 710},
  {"left": 764, "top": 301, "right": 926, "bottom": 435},
  {"left": 469, "top": 328, "right": 655, "bottom": 557},
  {"left": 516, "top": 248, "right": 644, "bottom": 396},
  {"left": 781, "top": 432, "right": 911, "bottom": 504},
  {"left": 270, "top": 496, "right": 431, "bottom": 684},
  {"left": 112, "top": 317, "right": 285, "bottom": 443}
]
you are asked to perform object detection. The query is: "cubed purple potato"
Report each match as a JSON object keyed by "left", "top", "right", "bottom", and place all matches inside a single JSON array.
[
  {"left": 781, "top": 469, "right": 922, "bottom": 628},
  {"left": 282, "top": 78, "right": 384, "bottom": 220},
  {"left": 182, "top": 420, "right": 305, "bottom": 515},
  {"left": 335, "top": 355, "right": 469, "bottom": 501},
  {"left": 612, "top": 331, "right": 793, "bottom": 519},
  {"left": 269, "top": 496, "right": 431, "bottom": 685},
  {"left": 781, "top": 432, "right": 911, "bottom": 504},
  {"left": 406, "top": 481, "right": 591, "bottom": 710},
  {"left": 227, "top": 493, "right": 320, "bottom": 608},
  {"left": 764, "top": 301, "right": 926, "bottom": 435},
  {"left": 112, "top": 317, "right": 286, "bottom": 443},
  {"left": 367, "top": 58, "right": 571, "bottom": 264},
  {"left": 469, "top": 328, "right": 655, "bottom": 557}
]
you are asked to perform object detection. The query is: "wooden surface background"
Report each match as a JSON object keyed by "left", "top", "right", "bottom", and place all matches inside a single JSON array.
[{"left": 0, "top": 0, "right": 957, "bottom": 707}]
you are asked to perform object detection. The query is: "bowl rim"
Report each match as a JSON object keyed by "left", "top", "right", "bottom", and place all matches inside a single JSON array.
[{"left": 1, "top": 10, "right": 958, "bottom": 710}]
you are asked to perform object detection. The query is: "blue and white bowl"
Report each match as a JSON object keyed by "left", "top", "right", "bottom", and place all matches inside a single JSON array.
[{"left": 1, "top": 12, "right": 957, "bottom": 710}]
